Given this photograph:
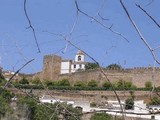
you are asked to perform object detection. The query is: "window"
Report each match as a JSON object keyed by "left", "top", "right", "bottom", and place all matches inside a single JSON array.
[
  {"left": 74, "top": 64, "right": 76, "bottom": 69},
  {"left": 78, "top": 56, "right": 81, "bottom": 61},
  {"left": 79, "top": 64, "right": 82, "bottom": 68}
]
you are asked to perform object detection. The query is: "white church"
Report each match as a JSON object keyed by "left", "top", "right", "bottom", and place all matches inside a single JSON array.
[{"left": 61, "top": 50, "right": 86, "bottom": 74}]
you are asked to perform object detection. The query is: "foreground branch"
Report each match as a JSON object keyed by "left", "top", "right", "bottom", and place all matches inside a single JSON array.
[{"left": 24, "top": 0, "right": 41, "bottom": 53}]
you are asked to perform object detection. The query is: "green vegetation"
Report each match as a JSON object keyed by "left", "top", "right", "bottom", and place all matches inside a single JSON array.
[
  {"left": 0, "top": 73, "right": 5, "bottom": 86},
  {"left": 19, "top": 77, "right": 29, "bottom": 84},
  {"left": 0, "top": 88, "right": 14, "bottom": 118},
  {"left": 31, "top": 76, "right": 42, "bottom": 85},
  {"left": 0, "top": 86, "right": 81, "bottom": 120},
  {"left": 44, "top": 80, "right": 56, "bottom": 86},
  {"left": 145, "top": 81, "right": 152, "bottom": 88},
  {"left": 85, "top": 63, "right": 99, "bottom": 70},
  {"left": 106, "top": 64, "right": 122, "bottom": 70},
  {"left": 74, "top": 81, "right": 86, "bottom": 87},
  {"left": 148, "top": 97, "right": 160, "bottom": 105},
  {"left": 115, "top": 80, "right": 135, "bottom": 89},
  {"left": 90, "top": 102, "right": 97, "bottom": 107},
  {"left": 87, "top": 80, "right": 98, "bottom": 87},
  {"left": 17, "top": 96, "right": 82, "bottom": 120},
  {"left": 102, "top": 81, "right": 111, "bottom": 89},
  {"left": 57, "top": 78, "right": 70, "bottom": 86},
  {"left": 125, "top": 98, "right": 134, "bottom": 110},
  {"left": 90, "top": 113, "right": 112, "bottom": 120},
  {"left": 125, "top": 90, "right": 135, "bottom": 110}
]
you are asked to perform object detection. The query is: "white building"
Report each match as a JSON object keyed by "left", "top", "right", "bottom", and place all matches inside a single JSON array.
[{"left": 60, "top": 50, "right": 86, "bottom": 74}]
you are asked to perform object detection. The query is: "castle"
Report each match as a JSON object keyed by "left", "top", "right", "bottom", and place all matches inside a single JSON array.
[
  {"left": 42, "top": 50, "right": 87, "bottom": 80},
  {"left": 38, "top": 51, "right": 160, "bottom": 88}
]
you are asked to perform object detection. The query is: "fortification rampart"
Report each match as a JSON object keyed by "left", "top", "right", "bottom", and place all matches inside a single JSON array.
[{"left": 58, "top": 67, "right": 160, "bottom": 87}]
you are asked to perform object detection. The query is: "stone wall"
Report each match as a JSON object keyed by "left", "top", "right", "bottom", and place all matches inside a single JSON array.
[
  {"left": 59, "top": 68, "right": 160, "bottom": 87},
  {"left": 38, "top": 54, "right": 160, "bottom": 88}
]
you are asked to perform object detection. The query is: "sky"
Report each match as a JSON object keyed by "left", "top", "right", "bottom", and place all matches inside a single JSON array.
[{"left": 0, "top": 0, "right": 160, "bottom": 74}]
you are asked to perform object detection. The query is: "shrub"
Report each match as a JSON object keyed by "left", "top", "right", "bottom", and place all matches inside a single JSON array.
[
  {"left": 125, "top": 98, "right": 134, "bottom": 110},
  {"left": 57, "top": 79, "right": 70, "bottom": 86},
  {"left": 31, "top": 77, "right": 42, "bottom": 85},
  {"left": 87, "top": 80, "right": 97, "bottom": 87},
  {"left": 145, "top": 81, "right": 152, "bottom": 88},
  {"left": 74, "top": 81, "right": 86, "bottom": 87},
  {"left": 90, "top": 113, "right": 113, "bottom": 120},
  {"left": 90, "top": 102, "right": 97, "bottom": 107},
  {"left": 102, "top": 81, "right": 111, "bottom": 89},
  {"left": 44, "top": 80, "right": 56, "bottom": 86},
  {"left": 149, "top": 97, "right": 160, "bottom": 105},
  {"left": 19, "top": 77, "right": 29, "bottom": 85}
]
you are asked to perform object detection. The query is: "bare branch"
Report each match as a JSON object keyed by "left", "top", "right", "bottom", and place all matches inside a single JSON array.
[
  {"left": 74, "top": 0, "right": 129, "bottom": 43},
  {"left": 119, "top": 0, "right": 160, "bottom": 65},
  {"left": 24, "top": 0, "right": 41, "bottom": 53},
  {"left": 136, "top": 4, "right": 160, "bottom": 28},
  {"left": 0, "top": 59, "right": 34, "bottom": 93},
  {"left": 45, "top": 31, "right": 125, "bottom": 119}
]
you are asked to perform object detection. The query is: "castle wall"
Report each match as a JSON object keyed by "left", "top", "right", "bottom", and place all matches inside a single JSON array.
[{"left": 59, "top": 68, "right": 160, "bottom": 87}]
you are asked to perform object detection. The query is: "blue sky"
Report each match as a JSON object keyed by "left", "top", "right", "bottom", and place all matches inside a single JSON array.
[{"left": 0, "top": 0, "right": 160, "bottom": 73}]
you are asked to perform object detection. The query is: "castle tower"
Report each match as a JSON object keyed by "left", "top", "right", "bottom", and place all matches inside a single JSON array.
[{"left": 42, "top": 55, "right": 61, "bottom": 80}]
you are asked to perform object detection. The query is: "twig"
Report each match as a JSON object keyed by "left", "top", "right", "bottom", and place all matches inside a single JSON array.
[
  {"left": 74, "top": 0, "right": 129, "bottom": 43},
  {"left": 24, "top": 0, "right": 41, "bottom": 53},
  {"left": 136, "top": 4, "right": 160, "bottom": 28},
  {"left": 45, "top": 31, "right": 125, "bottom": 120},
  {"left": 119, "top": 0, "right": 160, "bottom": 65},
  {"left": 0, "top": 59, "right": 34, "bottom": 93}
]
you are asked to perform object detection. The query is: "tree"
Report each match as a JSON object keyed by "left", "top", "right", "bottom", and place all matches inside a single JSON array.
[
  {"left": 87, "top": 80, "right": 97, "bottom": 87},
  {"left": 106, "top": 64, "right": 122, "bottom": 70},
  {"left": 17, "top": 96, "right": 82, "bottom": 120},
  {"left": 85, "top": 63, "right": 99, "bottom": 70},
  {"left": 90, "top": 113, "right": 113, "bottom": 120},
  {"left": 19, "top": 77, "right": 29, "bottom": 85}
]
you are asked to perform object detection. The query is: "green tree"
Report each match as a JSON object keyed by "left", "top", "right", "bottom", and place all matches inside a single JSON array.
[
  {"left": 17, "top": 96, "right": 82, "bottom": 120},
  {"left": 145, "top": 81, "right": 152, "bottom": 88},
  {"left": 57, "top": 79, "right": 70, "bottom": 86},
  {"left": 87, "top": 80, "right": 97, "bottom": 87},
  {"left": 106, "top": 64, "right": 122, "bottom": 70},
  {"left": 19, "top": 77, "right": 29, "bottom": 84},
  {"left": 90, "top": 113, "right": 112, "bottom": 120},
  {"left": 85, "top": 63, "right": 99, "bottom": 70}
]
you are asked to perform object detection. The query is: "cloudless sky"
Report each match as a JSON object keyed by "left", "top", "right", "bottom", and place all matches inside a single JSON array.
[{"left": 0, "top": 0, "right": 160, "bottom": 73}]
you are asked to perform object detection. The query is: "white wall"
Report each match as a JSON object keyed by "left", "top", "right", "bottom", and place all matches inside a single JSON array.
[{"left": 61, "top": 61, "right": 71, "bottom": 74}]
